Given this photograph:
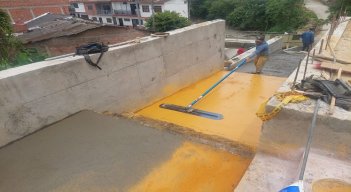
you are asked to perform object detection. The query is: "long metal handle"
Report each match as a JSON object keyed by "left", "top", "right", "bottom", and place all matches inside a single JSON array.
[
  {"left": 187, "top": 59, "right": 247, "bottom": 108},
  {"left": 299, "top": 99, "right": 321, "bottom": 180}
]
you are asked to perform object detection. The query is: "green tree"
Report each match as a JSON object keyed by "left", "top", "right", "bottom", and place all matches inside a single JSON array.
[
  {"left": 328, "top": 0, "right": 351, "bottom": 18},
  {"left": 0, "top": 9, "right": 21, "bottom": 68},
  {"left": 190, "top": 0, "right": 318, "bottom": 32},
  {"left": 0, "top": 9, "right": 47, "bottom": 71},
  {"left": 146, "top": 11, "right": 191, "bottom": 32},
  {"left": 226, "top": 0, "right": 267, "bottom": 30},
  {"left": 266, "top": 0, "right": 309, "bottom": 32},
  {"left": 205, "top": 0, "right": 236, "bottom": 20},
  {"left": 190, "top": 0, "right": 208, "bottom": 19}
]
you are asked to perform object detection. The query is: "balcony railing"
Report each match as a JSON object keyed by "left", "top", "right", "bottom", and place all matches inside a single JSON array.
[
  {"left": 96, "top": 10, "right": 112, "bottom": 15},
  {"left": 113, "top": 9, "right": 137, "bottom": 16}
]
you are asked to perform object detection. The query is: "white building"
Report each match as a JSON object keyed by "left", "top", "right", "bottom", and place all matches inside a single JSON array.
[{"left": 69, "top": 0, "right": 188, "bottom": 27}]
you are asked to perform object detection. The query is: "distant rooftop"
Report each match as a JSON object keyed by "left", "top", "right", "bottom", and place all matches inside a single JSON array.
[
  {"left": 19, "top": 16, "right": 101, "bottom": 43},
  {"left": 25, "top": 13, "right": 71, "bottom": 29}
]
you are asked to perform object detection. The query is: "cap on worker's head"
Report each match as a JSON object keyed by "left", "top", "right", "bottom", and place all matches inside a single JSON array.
[
  {"left": 309, "top": 27, "right": 314, "bottom": 31},
  {"left": 256, "top": 35, "right": 265, "bottom": 41},
  {"left": 255, "top": 35, "right": 264, "bottom": 44}
]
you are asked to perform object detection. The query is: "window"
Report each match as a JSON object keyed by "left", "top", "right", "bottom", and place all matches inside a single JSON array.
[
  {"left": 124, "top": 18, "right": 131, "bottom": 22},
  {"left": 142, "top": 5, "right": 150, "bottom": 12},
  {"left": 87, "top": 5, "right": 93, "bottom": 10},
  {"left": 154, "top": 6, "right": 162, "bottom": 13},
  {"left": 72, "top": 3, "right": 78, "bottom": 8},
  {"left": 81, "top": 15, "right": 89, "bottom": 20},
  {"left": 106, "top": 18, "right": 112, "bottom": 23},
  {"left": 92, "top": 17, "right": 97, "bottom": 21},
  {"left": 103, "top": 4, "right": 111, "bottom": 11}
]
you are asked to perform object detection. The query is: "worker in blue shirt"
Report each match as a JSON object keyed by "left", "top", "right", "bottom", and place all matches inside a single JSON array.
[
  {"left": 301, "top": 28, "right": 315, "bottom": 51},
  {"left": 245, "top": 35, "right": 269, "bottom": 74}
]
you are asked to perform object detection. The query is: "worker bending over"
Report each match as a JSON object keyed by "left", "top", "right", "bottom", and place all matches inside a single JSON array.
[{"left": 245, "top": 36, "right": 269, "bottom": 74}]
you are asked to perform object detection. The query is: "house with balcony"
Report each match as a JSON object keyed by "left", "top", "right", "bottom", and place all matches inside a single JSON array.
[{"left": 69, "top": 0, "right": 188, "bottom": 27}]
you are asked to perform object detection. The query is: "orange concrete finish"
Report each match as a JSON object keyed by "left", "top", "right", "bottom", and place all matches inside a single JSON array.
[
  {"left": 313, "top": 179, "right": 351, "bottom": 192},
  {"left": 137, "top": 72, "right": 285, "bottom": 149},
  {"left": 129, "top": 142, "right": 251, "bottom": 192}
]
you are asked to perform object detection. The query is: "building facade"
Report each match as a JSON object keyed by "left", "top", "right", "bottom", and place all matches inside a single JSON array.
[
  {"left": 0, "top": 0, "right": 70, "bottom": 24},
  {"left": 69, "top": 0, "right": 188, "bottom": 26}
]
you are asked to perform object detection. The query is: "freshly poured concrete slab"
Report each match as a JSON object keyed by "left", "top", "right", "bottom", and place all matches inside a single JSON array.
[
  {"left": 238, "top": 50, "right": 306, "bottom": 77},
  {"left": 0, "top": 110, "right": 251, "bottom": 191},
  {"left": 236, "top": 19, "right": 351, "bottom": 192},
  {"left": 137, "top": 71, "right": 285, "bottom": 149},
  {"left": 129, "top": 142, "right": 251, "bottom": 191}
]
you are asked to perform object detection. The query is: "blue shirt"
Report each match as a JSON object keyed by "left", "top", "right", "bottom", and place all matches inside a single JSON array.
[
  {"left": 254, "top": 41, "right": 269, "bottom": 57},
  {"left": 301, "top": 31, "right": 314, "bottom": 44}
]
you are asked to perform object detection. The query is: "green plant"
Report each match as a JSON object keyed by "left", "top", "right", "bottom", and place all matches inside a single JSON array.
[
  {"left": 226, "top": 0, "right": 267, "bottom": 30},
  {"left": 146, "top": 11, "right": 191, "bottom": 32},
  {"left": 1, "top": 9, "right": 21, "bottom": 65},
  {"left": 0, "top": 9, "right": 47, "bottom": 71},
  {"left": 0, "top": 48, "right": 48, "bottom": 71},
  {"left": 190, "top": 0, "right": 319, "bottom": 32},
  {"left": 190, "top": 0, "right": 208, "bottom": 19},
  {"left": 328, "top": 0, "right": 351, "bottom": 18}
]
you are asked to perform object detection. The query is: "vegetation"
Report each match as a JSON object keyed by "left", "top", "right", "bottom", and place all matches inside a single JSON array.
[
  {"left": 146, "top": 11, "right": 191, "bottom": 32},
  {"left": 190, "top": 0, "right": 320, "bottom": 32},
  {"left": 0, "top": 9, "right": 47, "bottom": 71},
  {"left": 328, "top": 0, "right": 351, "bottom": 19}
]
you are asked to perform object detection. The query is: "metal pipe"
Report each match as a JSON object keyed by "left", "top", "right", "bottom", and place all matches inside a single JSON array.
[
  {"left": 319, "top": 39, "right": 324, "bottom": 54},
  {"left": 187, "top": 59, "right": 247, "bottom": 108},
  {"left": 292, "top": 58, "right": 303, "bottom": 90},
  {"left": 299, "top": 99, "right": 321, "bottom": 180},
  {"left": 302, "top": 50, "right": 310, "bottom": 80}
]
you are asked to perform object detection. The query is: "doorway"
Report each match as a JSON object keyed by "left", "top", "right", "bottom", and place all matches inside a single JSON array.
[{"left": 118, "top": 18, "right": 124, "bottom": 26}]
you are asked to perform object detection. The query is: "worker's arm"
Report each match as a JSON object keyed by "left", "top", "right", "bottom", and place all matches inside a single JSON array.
[
  {"left": 245, "top": 44, "right": 266, "bottom": 63},
  {"left": 245, "top": 52, "right": 256, "bottom": 63}
]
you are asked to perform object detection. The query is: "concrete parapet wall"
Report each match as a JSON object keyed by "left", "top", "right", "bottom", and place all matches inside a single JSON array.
[
  {"left": 0, "top": 20, "right": 225, "bottom": 147},
  {"left": 226, "top": 36, "right": 283, "bottom": 70}
]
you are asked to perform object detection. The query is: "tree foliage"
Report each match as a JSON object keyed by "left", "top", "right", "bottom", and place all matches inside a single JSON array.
[
  {"left": 328, "top": 0, "right": 351, "bottom": 18},
  {"left": 0, "top": 9, "right": 47, "bottom": 71},
  {"left": 146, "top": 11, "right": 191, "bottom": 32},
  {"left": 266, "top": 0, "right": 311, "bottom": 32},
  {"left": 191, "top": 0, "right": 319, "bottom": 32},
  {"left": 0, "top": 10, "right": 21, "bottom": 65},
  {"left": 227, "top": 0, "right": 267, "bottom": 30}
]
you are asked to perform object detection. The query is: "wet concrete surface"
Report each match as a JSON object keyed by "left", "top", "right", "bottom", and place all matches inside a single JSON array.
[
  {"left": 0, "top": 110, "right": 250, "bottom": 192},
  {"left": 238, "top": 50, "right": 306, "bottom": 77},
  {"left": 0, "top": 110, "right": 184, "bottom": 192},
  {"left": 137, "top": 72, "right": 285, "bottom": 149}
]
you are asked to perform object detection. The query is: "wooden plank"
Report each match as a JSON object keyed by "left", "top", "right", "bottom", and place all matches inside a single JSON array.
[
  {"left": 320, "top": 62, "right": 351, "bottom": 73},
  {"left": 315, "top": 54, "right": 351, "bottom": 64}
]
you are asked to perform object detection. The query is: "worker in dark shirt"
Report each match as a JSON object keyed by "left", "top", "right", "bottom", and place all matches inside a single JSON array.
[
  {"left": 245, "top": 36, "right": 269, "bottom": 74},
  {"left": 301, "top": 28, "right": 315, "bottom": 51}
]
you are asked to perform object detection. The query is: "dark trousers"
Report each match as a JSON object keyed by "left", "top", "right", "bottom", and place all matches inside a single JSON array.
[{"left": 303, "top": 43, "right": 312, "bottom": 51}]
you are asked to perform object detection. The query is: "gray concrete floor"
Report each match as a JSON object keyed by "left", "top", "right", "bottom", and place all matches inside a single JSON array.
[
  {"left": 0, "top": 111, "right": 185, "bottom": 192},
  {"left": 238, "top": 50, "right": 306, "bottom": 77}
]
